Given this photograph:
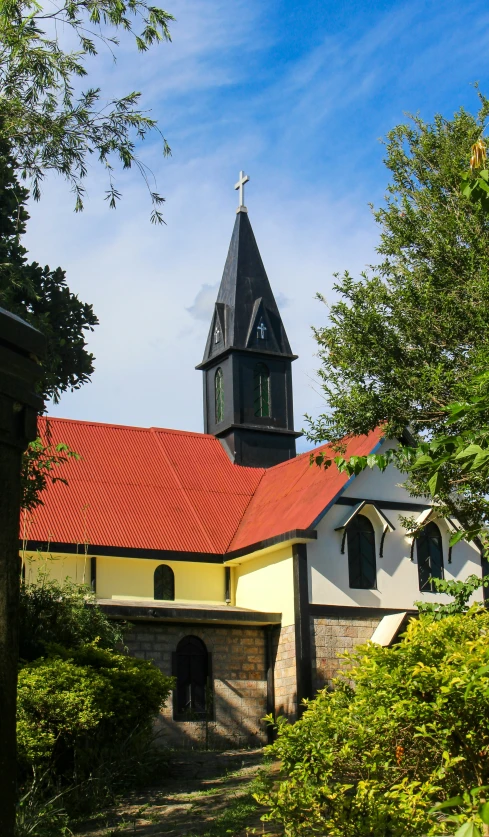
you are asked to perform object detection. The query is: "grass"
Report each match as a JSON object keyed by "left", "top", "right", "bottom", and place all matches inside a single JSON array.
[{"left": 187, "top": 793, "right": 260, "bottom": 837}]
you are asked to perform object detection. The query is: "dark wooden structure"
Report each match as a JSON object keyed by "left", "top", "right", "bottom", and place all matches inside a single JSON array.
[{"left": 0, "top": 307, "right": 45, "bottom": 836}]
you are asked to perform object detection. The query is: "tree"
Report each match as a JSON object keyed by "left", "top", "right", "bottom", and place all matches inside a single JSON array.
[
  {"left": 308, "top": 96, "right": 489, "bottom": 540},
  {"left": 0, "top": 139, "right": 93, "bottom": 508},
  {"left": 0, "top": 0, "right": 174, "bottom": 221}
]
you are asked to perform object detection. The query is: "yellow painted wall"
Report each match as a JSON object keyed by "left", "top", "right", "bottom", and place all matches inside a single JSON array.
[
  {"left": 22, "top": 551, "right": 227, "bottom": 605},
  {"left": 233, "top": 546, "right": 294, "bottom": 626},
  {"left": 22, "top": 551, "right": 89, "bottom": 586}
]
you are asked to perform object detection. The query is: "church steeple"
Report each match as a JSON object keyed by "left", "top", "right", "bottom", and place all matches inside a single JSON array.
[{"left": 196, "top": 174, "right": 300, "bottom": 468}]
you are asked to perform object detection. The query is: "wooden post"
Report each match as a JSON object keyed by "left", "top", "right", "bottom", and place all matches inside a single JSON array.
[{"left": 0, "top": 307, "right": 45, "bottom": 837}]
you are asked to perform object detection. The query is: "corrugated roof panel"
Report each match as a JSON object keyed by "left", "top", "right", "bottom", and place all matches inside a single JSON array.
[
  {"left": 28, "top": 418, "right": 384, "bottom": 558},
  {"left": 229, "top": 429, "right": 384, "bottom": 551}
]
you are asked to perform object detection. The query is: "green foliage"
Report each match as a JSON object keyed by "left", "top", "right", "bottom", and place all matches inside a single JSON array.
[
  {"left": 0, "top": 0, "right": 174, "bottom": 221},
  {"left": 18, "top": 572, "right": 123, "bottom": 661},
  {"left": 256, "top": 608, "right": 489, "bottom": 836},
  {"left": 16, "top": 577, "right": 173, "bottom": 829},
  {"left": 308, "top": 96, "right": 489, "bottom": 446},
  {"left": 21, "top": 439, "right": 80, "bottom": 511},
  {"left": 17, "top": 644, "right": 172, "bottom": 776},
  {"left": 415, "top": 574, "right": 489, "bottom": 618},
  {"left": 0, "top": 140, "right": 98, "bottom": 403},
  {"left": 308, "top": 96, "right": 489, "bottom": 541}
]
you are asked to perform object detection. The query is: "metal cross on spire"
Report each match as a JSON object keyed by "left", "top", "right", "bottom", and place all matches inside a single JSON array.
[{"left": 234, "top": 170, "right": 250, "bottom": 212}]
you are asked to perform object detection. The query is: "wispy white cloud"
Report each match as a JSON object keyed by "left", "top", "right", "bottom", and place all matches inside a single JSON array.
[{"left": 23, "top": 0, "right": 489, "bottom": 454}]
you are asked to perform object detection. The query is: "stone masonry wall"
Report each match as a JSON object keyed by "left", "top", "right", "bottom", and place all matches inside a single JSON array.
[
  {"left": 311, "top": 614, "right": 383, "bottom": 693},
  {"left": 272, "top": 623, "right": 297, "bottom": 719},
  {"left": 125, "top": 622, "right": 268, "bottom": 749}
]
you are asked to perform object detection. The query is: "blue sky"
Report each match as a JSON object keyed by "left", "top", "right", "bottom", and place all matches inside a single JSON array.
[{"left": 25, "top": 0, "right": 489, "bottom": 451}]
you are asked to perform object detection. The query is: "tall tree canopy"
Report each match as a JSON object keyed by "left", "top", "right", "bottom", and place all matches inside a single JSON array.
[
  {"left": 308, "top": 97, "right": 489, "bottom": 539},
  {"left": 0, "top": 140, "right": 97, "bottom": 403},
  {"left": 308, "top": 97, "right": 489, "bottom": 445}
]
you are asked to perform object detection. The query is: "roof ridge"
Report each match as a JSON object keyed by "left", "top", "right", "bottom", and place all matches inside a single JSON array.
[
  {"left": 149, "top": 428, "right": 216, "bottom": 554},
  {"left": 39, "top": 415, "right": 217, "bottom": 438}
]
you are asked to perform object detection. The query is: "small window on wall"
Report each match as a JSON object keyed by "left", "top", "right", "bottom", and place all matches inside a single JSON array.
[
  {"left": 253, "top": 362, "right": 270, "bottom": 417},
  {"left": 417, "top": 522, "right": 444, "bottom": 592},
  {"left": 215, "top": 367, "right": 224, "bottom": 423},
  {"left": 154, "top": 564, "right": 174, "bottom": 600},
  {"left": 347, "top": 514, "right": 377, "bottom": 589},
  {"left": 173, "top": 635, "right": 212, "bottom": 721}
]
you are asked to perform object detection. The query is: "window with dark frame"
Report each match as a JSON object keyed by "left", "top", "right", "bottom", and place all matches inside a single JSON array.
[
  {"left": 347, "top": 514, "right": 377, "bottom": 589},
  {"left": 253, "top": 362, "right": 270, "bottom": 417},
  {"left": 215, "top": 367, "right": 224, "bottom": 423},
  {"left": 417, "top": 522, "right": 444, "bottom": 592},
  {"left": 173, "top": 635, "right": 211, "bottom": 721},
  {"left": 154, "top": 564, "right": 175, "bottom": 601}
]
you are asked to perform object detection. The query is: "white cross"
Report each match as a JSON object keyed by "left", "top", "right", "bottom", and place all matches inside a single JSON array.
[
  {"left": 257, "top": 320, "right": 267, "bottom": 339},
  {"left": 235, "top": 170, "right": 250, "bottom": 209},
  {"left": 214, "top": 323, "right": 221, "bottom": 343}
]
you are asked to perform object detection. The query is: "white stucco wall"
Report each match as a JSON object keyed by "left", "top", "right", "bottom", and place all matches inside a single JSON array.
[{"left": 308, "top": 443, "right": 484, "bottom": 610}]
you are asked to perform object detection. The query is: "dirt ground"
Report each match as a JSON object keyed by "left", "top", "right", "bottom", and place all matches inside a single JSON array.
[{"left": 75, "top": 749, "right": 282, "bottom": 837}]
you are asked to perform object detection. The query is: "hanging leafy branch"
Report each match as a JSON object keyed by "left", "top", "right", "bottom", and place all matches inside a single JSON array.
[{"left": 0, "top": 0, "right": 174, "bottom": 222}]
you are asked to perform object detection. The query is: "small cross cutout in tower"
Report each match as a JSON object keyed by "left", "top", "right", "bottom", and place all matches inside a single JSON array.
[
  {"left": 235, "top": 170, "right": 250, "bottom": 211},
  {"left": 214, "top": 323, "right": 221, "bottom": 344},
  {"left": 257, "top": 320, "right": 267, "bottom": 339}
]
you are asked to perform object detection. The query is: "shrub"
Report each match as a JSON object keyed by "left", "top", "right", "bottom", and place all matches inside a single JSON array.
[
  {"left": 256, "top": 607, "right": 489, "bottom": 837},
  {"left": 17, "top": 644, "right": 173, "bottom": 780},
  {"left": 16, "top": 576, "right": 174, "bottom": 828},
  {"left": 18, "top": 571, "right": 123, "bottom": 661}
]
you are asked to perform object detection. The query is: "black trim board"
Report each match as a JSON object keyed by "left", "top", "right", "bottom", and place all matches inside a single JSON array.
[
  {"left": 23, "top": 541, "right": 224, "bottom": 563},
  {"left": 293, "top": 543, "right": 313, "bottom": 714},
  {"left": 24, "top": 529, "right": 318, "bottom": 565},
  {"left": 336, "top": 497, "right": 431, "bottom": 512},
  {"left": 309, "top": 604, "right": 417, "bottom": 619},
  {"left": 226, "top": 529, "right": 317, "bottom": 561},
  {"left": 99, "top": 602, "right": 282, "bottom": 625}
]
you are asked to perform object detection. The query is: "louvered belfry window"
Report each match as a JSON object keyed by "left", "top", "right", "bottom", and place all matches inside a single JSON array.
[
  {"left": 417, "top": 522, "right": 444, "bottom": 592},
  {"left": 347, "top": 514, "right": 377, "bottom": 589},
  {"left": 154, "top": 564, "right": 175, "bottom": 600},
  {"left": 253, "top": 362, "right": 270, "bottom": 418},
  {"left": 215, "top": 367, "right": 224, "bottom": 423}
]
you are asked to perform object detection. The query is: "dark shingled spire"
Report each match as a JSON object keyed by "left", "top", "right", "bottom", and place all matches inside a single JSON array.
[
  {"left": 201, "top": 211, "right": 294, "bottom": 362},
  {"left": 197, "top": 208, "right": 300, "bottom": 469}
]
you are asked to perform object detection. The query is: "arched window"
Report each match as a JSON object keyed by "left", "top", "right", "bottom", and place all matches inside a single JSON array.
[
  {"left": 347, "top": 515, "right": 377, "bottom": 589},
  {"left": 173, "top": 635, "right": 211, "bottom": 720},
  {"left": 417, "top": 522, "right": 444, "bottom": 592},
  {"left": 253, "top": 362, "right": 270, "bottom": 418},
  {"left": 154, "top": 564, "right": 175, "bottom": 601},
  {"left": 215, "top": 367, "right": 224, "bottom": 423}
]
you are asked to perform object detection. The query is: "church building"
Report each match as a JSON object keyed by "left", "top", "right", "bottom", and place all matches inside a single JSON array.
[{"left": 22, "top": 174, "right": 487, "bottom": 747}]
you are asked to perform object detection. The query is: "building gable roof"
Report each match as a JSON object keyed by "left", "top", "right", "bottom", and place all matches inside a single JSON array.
[{"left": 25, "top": 417, "right": 384, "bottom": 558}]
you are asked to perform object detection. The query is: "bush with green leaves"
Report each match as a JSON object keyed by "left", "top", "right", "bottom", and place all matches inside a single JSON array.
[
  {"left": 17, "top": 644, "right": 172, "bottom": 780},
  {"left": 16, "top": 576, "right": 173, "bottom": 829},
  {"left": 256, "top": 606, "right": 489, "bottom": 836},
  {"left": 18, "top": 571, "right": 123, "bottom": 661}
]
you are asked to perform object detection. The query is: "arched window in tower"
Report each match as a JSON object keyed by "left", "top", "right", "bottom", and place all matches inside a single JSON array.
[
  {"left": 173, "top": 635, "right": 211, "bottom": 720},
  {"left": 347, "top": 515, "right": 377, "bottom": 589},
  {"left": 154, "top": 564, "right": 175, "bottom": 601},
  {"left": 253, "top": 362, "right": 270, "bottom": 418},
  {"left": 417, "top": 522, "right": 444, "bottom": 592},
  {"left": 215, "top": 367, "right": 224, "bottom": 423}
]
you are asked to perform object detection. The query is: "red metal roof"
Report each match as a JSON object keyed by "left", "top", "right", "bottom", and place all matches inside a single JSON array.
[
  {"left": 25, "top": 417, "right": 264, "bottom": 554},
  {"left": 229, "top": 428, "right": 384, "bottom": 552},
  {"left": 25, "top": 417, "right": 383, "bottom": 556}
]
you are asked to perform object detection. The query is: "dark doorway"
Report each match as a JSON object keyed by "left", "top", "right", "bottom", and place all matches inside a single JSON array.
[{"left": 173, "top": 635, "right": 212, "bottom": 721}]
